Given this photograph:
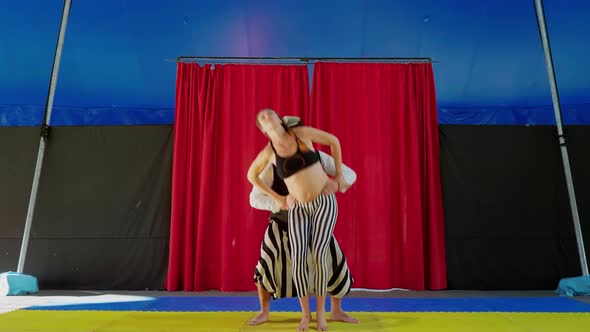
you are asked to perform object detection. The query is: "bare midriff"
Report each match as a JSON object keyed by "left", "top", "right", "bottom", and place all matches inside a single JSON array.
[{"left": 284, "top": 162, "right": 329, "bottom": 203}]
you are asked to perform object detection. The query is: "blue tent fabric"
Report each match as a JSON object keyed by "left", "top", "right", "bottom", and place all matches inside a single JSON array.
[
  {"left": 438, "top": 104, "right": 590, "bottom": 126},
  {"left": 2, "top": 1, "right": 590, "bottom": 127},
  {"left": 1, "top": 104, "right": 589, "bottom": 126},
  {"left": 0, "top": 105, "right": 174, "bottom": 126}
]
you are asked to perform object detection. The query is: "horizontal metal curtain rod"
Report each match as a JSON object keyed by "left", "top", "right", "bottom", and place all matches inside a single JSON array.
[{"left": 174, "top": 56, "right": 436, "bottom": 63}]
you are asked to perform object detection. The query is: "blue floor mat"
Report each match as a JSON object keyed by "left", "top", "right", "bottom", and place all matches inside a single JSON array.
[{"left": 24, "top": 296, "right": 590, "bottom": 313}]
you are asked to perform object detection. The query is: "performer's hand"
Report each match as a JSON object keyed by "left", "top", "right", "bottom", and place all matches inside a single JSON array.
[
  {"left": 322, "top": 178, "right": 339, "bottom": 194},
  {"left": 335, "top": 174, "right": 350, "bottom": 193},
  {"left": 275, "top": 196, "right": 289, "bottom": 210},
  {"left": 287, "top": 194, "right": 297, "bottom": 209}
]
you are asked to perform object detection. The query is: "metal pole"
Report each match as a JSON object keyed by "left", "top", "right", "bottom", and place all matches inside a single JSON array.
[
  {"left": 17, "top": 0, "right": 72, "bottom": 273},
  {"left": 533, "top": 0, "right": 588, "bottom": 276},
  {"left": 174, "top": 56, "right": 435, "bottom": 63}
]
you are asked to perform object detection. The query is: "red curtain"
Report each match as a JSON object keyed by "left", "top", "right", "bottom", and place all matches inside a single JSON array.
[
  {"left": 166, "top": 63, "right": 310, "bottom": 291},
  {"left": 309, "top": 62, "right": 447, "bottom": 290}
]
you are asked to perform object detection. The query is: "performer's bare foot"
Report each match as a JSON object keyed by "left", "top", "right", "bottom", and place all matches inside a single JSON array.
[
  {"left": 330, "top": 310, "right": 359, "bottom": 323},
  {"left": 297, "top": 314, "right": 311, "bottom": 331},
  {"left": 248, "top": 311, "right": 269, "bottom": 326},
  {"left": 316, "top": 311, "right": 328, "bottom": 331}
]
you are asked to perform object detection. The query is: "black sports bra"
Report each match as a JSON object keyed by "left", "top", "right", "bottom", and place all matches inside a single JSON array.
[{"left": 270, "top": 132, "right": 320, "bottom": 179}]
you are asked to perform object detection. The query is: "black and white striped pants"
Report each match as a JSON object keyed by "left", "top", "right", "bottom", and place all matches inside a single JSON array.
[
  {"left": 289, "top": 193, "right": 338, "bottom": 297},
  {"left": 253, "top": 217, "right": 352, "bottom": 299}
]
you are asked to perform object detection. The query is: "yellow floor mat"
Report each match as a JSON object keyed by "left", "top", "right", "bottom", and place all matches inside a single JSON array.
[{"left": 0, "top": 311, "right": 589, "bottom": 332}]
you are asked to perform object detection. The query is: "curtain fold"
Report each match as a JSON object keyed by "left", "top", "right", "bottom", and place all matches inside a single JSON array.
[
  {"left": 308, "top": 62, "right": 446, "bottom": 290},
  {"left": 166, "top": 63, "right": 310, "bottom": 291}
]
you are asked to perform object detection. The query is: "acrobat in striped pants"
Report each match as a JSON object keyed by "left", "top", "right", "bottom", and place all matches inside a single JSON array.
[{"left": 288, "top": 193, "right": 338, "bottom": 297}]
